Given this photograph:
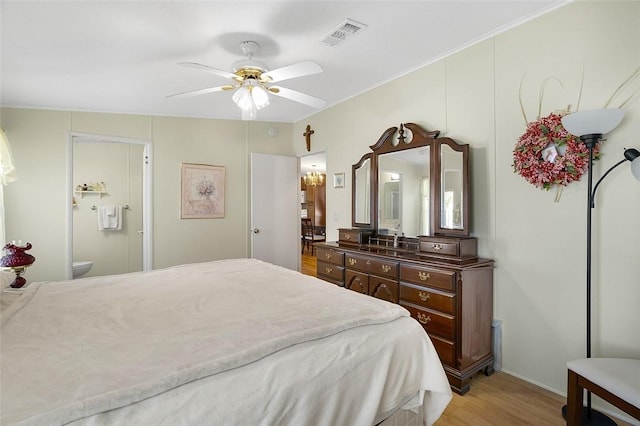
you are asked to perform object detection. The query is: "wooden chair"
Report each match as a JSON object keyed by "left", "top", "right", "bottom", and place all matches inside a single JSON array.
[
  {"left": 301, "top": 218, "right": 325, "bottom": 255},
  {"left": 566, "top": 358, "right": 640, "bottom": 425}
]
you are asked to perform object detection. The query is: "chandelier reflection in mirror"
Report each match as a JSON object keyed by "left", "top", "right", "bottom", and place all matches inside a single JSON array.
[{"left": 303, "top": 165, "right": 324, "bottom": 187}]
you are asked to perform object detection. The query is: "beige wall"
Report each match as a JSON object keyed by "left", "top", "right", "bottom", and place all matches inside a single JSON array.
[
  {"left": 1, "top": 109, "right": 295, "bottom": 281},
  {"left": 1, "top": 0, "right": 638, "bottom": 418},
  {"left": 292, "top": 0, "right": 640, "bottom": 417}
]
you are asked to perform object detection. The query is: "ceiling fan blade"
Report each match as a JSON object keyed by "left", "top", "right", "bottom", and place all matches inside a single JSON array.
[
  {"left": 270, "top": 86, "right": 327, "bottom": 109},
  {"left": 166, "top": 85, "right": 234, "bottom": 98},
  {"left": 177, "top": 62, "right": 239, "bottom": 81},
  {"left": 261, "top": 60, "right": 323, "bottom": 83}
]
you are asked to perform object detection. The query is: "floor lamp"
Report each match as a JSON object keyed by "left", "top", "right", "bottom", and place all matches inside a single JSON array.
[{"left": 560, "top": 109, "right": 640, "bottom": 425}]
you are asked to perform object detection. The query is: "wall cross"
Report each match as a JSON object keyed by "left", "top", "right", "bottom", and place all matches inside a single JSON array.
[{"left": 303, "top": 124, "right": 314, "bottom": 152}]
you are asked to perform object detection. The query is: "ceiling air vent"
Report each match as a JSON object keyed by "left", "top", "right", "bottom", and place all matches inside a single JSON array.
[{"left": 320, "top": 19, "right": 367, "bottom": 47}]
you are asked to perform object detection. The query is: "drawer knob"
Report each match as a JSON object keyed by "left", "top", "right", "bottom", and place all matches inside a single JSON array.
[
  {"left": 366, "top": 260, "right": 371, "bottom": 265},
  {"left": 432, "top": 243, "right": 442, "bottom": 251},
  {"left": 325, "top": 252, "right": 332, "bottom": 259},
  {"left": 345, "top": 234, "right": 352, "bottom": 240},
  {"left": 348, "top": 258, "right": 357, "bottom": 266},
  {"left": 381, "top": 265, "right": 391, "bottom": 273},
  {"left": 325, "top": 267, "right": 333, "bottom": 274},
  {"left": 418, "top": 291, "right": 431, "bottom": 302},
  {"left": 417, "top": 313, "right": 432, "bottom": 325},
  {"left": 418, "top": 271, "right": 431, "bottom": 281}
]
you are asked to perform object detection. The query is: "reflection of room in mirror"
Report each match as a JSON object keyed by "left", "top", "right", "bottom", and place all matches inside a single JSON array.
[{"left": 377, "top": 149, "right": 429, "bottom": 237}]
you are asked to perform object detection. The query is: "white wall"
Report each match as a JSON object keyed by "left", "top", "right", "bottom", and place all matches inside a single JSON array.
[{"left": 292, "top": 0, "right": 640, "bottom": 417}]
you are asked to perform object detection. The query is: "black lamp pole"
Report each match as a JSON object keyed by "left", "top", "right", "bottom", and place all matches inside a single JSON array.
[
  {"left": 565, "top": 139, "right": 640, "bottom": 425},
  {"left": 582, "top": 135, "right": 601, "bottom": 423}
]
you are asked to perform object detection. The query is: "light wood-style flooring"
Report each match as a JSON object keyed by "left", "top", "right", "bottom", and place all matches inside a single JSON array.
[{"left": 300, "top": 252, "right": 634, "bottom": 426}]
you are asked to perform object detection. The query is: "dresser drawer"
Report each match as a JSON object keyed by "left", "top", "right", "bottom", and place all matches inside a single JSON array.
[
  {"left": 316, "top": 246, "right": 344, "bottom": 266},
  {"left": 346, "top": 254, "right": 398, "bottom": 279},
  {"left": 418, "top": 236, "right": 477, "bottom": 260},
  {"left": 400, "top": 283, "right": 455, "bottom": 315},
  {"left": 345, "top": 269, "right": 368, "bottom": 294},
  {"left": 369, "top": 275, "right": 398, "bottom": 304},
  {"left": 339, "top": 228, "right": 373, "bottom": 245},
  {"left": 401, "top": 302, "right": 455, "bottom": 340},
  {"left": 317, "top": 261, "right": 344, "bottom": 283},
  {"left": 429, "top": 334, "right": 456, "bottom": 367},
  {"left": 400, "top": 265, "right": 455, "bottom": 291}
]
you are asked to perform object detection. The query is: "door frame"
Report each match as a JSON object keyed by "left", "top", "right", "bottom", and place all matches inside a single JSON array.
[{"left": 66, "top": 132, "right": 153, "bottom": 279}]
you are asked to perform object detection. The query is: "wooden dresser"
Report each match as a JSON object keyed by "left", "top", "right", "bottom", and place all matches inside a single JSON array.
[{"left": 316, "top": 231, "right": 494, "bottom": 395}]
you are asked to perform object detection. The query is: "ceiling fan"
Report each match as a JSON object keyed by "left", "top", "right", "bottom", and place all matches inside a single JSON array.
[{"left": 168, "top": 41, "right": 327, "bottom": 120}]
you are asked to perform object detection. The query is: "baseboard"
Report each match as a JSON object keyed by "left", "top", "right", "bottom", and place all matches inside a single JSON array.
[{"left": 499, "top": 369, "right": 639, "bottom": 425}]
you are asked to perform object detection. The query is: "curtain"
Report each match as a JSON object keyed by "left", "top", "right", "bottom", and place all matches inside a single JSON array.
[{"left": 0, "top": 129, "right": 17, "bottom": 244}]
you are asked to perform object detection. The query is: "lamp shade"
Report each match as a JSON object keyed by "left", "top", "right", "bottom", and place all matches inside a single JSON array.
[
  {"left": 625, "top": 148, "right": 640, "bottom": 181},
  {"left": 0, "top": 242, "right": 35, "bottom": 268},
  {"left": 561, "top": 109, "right": 624, "bottom": 137}
]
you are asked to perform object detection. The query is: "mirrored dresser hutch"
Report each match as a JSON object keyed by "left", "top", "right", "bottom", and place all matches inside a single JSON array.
[{"left": 315, "top": 122, "right": 494, "bottom": 394}]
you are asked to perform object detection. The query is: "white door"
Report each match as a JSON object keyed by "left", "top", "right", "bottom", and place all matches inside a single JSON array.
[{"left": 250, "top": 153, "right": 299, "bottom": 270}]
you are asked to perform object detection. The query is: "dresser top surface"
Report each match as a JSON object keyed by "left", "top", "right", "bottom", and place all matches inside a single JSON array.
[{"left": 317, "top": 242, "right": 494, "bottom": 270}]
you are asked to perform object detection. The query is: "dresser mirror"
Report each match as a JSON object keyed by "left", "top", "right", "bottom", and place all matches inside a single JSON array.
[
  {"left": 436, "top": 141, "right": 467, "bottom": 232},
  {"left": 351, "top": 122, "right": 469, "bottom": 237},
  {"left": 352, "top": 153, "right": 372, "bottom": 227},
  {"left": 377, "top": 148, "right": 430, "bottom": 236}
]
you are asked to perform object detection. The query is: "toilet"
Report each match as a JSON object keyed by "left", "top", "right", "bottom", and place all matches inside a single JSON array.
[{"left": 72, "top": 261, "right": 93, "bottom": 279}]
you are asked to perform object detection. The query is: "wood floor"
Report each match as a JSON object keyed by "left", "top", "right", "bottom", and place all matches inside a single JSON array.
[{"left": 300, "top": 252, "right": 634, "bottom": 426}]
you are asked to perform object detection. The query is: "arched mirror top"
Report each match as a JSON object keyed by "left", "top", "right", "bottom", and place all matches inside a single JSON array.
[
  {"left": 369, "top": 123, "right": 440, "bottom": 154},
  {"left": 350, "top": 122, "right": 470, "bottom": 237}
]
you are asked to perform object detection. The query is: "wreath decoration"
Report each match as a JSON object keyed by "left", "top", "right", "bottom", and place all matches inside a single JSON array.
[{"left": 512, "top": 112, "right": 597, "bottom": 191}]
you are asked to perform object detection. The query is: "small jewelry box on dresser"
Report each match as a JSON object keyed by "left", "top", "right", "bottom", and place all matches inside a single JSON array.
[
  {"left": 417, "top": 235, "right": 478, "bottom": 263},
  {"left": 338, "top": 228, "right": 374, "bottom": 246}
]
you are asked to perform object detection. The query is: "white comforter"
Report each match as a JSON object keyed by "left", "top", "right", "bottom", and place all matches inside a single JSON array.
[{"left": 1, "top": 259, "right": 451, "bottom": 426}]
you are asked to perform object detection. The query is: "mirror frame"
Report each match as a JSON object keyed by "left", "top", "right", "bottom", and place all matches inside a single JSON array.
[
  {"left": 432, "top": 136, "right": 469, "bottom": 236},
  {"left": 351, "top": 122, "right": 470, "bottom": 236},
  {"left": 351, "top": 152, "right": 373, "bottom": 228}
]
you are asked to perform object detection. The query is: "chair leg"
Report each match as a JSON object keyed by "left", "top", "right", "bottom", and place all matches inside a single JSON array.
[{"left": 566, "top": 369, "right": 583, "bottom": 425}]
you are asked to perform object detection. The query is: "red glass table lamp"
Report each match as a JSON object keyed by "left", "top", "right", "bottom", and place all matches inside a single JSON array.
[{"left": 1, "top": 242, "right": 36, "bottom": 288}]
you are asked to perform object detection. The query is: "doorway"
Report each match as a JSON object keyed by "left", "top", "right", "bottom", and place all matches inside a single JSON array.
[
  {"left": 299, "top": 151, "right": 327, "bottom": 259},
  {"left": 66, "top": 133, "right": 153, "bottom": 279}
]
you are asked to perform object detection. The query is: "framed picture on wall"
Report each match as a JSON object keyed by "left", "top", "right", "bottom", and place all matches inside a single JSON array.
[
  {"left": 180, "top": 163, "right": 225, "bottom": 219},
  {"left": 333, "top": 172, "right": 345, "bottom": 189}
]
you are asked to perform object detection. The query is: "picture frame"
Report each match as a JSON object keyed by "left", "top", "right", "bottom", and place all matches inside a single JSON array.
[
  {"left": 333, "top": 172, "right": 345, "bottom": 189},
  {"left": 180, "top": 163, "right": 225, "bottom": 219}
]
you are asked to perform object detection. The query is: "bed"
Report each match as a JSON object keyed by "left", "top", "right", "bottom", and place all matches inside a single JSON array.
[{"left": 1, "top": 258, "right": 452, "bottom": 426}]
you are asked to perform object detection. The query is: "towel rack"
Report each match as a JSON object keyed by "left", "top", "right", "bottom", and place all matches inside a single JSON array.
[{"left": 91, "top": 205, "right": 130, "bottom": 210}]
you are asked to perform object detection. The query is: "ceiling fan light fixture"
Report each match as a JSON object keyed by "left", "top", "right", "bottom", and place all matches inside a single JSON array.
[
  {"left": 233, "top": 79, "right": 270, "bottom": 120},
  {"left": 253, "top": 88, "right": 270, "bottom": 109},
  {"left": 241, "top": 104, "right": 257, "bottom": 121},
  {"left": 232, "top": 85, "right": 253, "bottom": 110}
]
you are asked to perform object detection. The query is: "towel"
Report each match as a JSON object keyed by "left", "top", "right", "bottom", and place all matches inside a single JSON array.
[{"left": 97, "top": 205, "right": 122, "bottom": 231}]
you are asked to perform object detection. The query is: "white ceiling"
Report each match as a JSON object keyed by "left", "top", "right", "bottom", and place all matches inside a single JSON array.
[{"left": 1, "top": 1, "right": 569, "bottom": 124}]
